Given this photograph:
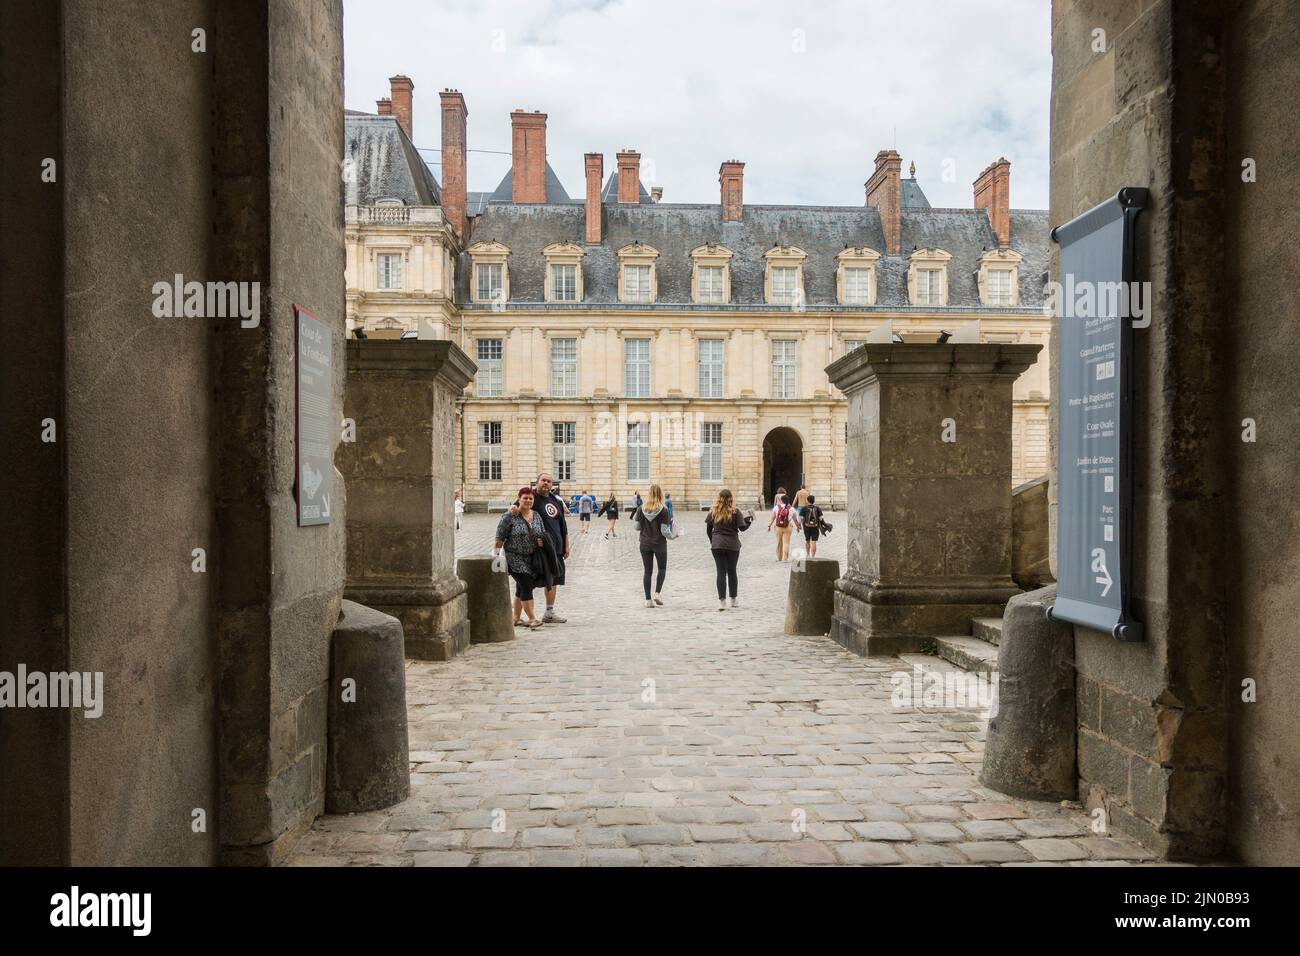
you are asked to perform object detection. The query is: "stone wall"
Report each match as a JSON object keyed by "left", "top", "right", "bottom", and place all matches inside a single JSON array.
[
  {"left": 1220, "top": 0, "right": 1300, "bottom": 865},
  {"left": 1050, "top": 0, "right": 1298, "bottom": 862},
  {"left": 0, "top": 0, "right": 345, "bottom": 866}
]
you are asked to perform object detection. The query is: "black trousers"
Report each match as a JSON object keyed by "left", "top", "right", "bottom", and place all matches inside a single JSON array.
[
  {"left": 711, "top": 548, "right": 740, "bottom": 599},
  {"left": 641, "top": 547, "right": 667, "bottom": 599}
]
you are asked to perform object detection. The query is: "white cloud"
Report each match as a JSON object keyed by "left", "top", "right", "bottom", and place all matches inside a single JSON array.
[{"left": 344, "top": 0, "right": 1050, "bottom": 208}]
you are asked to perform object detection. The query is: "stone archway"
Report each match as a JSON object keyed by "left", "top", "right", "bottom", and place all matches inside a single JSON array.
[{"left": 762, "top": 426, "right": 804, "bottom": 506}]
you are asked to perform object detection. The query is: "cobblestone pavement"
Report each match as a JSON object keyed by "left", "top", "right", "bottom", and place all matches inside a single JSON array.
[{"left": 287, "top": 511, "right": 1156, "bottom": 867}]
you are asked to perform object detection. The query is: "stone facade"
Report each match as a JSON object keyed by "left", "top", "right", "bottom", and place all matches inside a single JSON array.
[{"left": 342, "top": 88, "right": 1054, "bottom": 509}]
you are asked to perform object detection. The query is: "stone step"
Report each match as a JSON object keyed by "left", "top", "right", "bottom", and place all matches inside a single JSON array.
[
  {"left": 935, "top": 635, "right": 1000, "bottom": 674},
  {"left": 971, "top": 616, "right": 1004, "bottom": 646}
]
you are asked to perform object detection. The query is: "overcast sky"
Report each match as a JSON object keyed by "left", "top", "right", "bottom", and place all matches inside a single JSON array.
[{"left": 343, "top": 0, "right": 1050, "bottom": 209}]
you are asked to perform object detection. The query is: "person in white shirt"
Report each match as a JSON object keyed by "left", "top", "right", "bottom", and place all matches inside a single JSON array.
[{"left": 453, "top": 489, "right": 465, "bottom": 531}]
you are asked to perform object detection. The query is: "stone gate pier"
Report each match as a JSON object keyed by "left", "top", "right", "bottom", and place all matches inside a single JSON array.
[
  {"left": 340, "top": 339, "right": 476, "bottom": 660},
  {"left": 825, "top": 342, "right": 1040, "bottom": 656}
]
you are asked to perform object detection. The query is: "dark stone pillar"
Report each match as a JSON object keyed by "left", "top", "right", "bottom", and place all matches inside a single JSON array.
[
  {"left": 825, "top": 343, "right": 1041, "bottom": 656},
  {"left": 785, "top": 558, "right": 840, "bottom": 636},
  {"left": 341, "top": 339, "right": 476, "bottom": 660},
  {"left": 981, "top": 585, "right": 1076, "bottom": 800},
  {"left": 457, "top": 555, "right": 516, "bottom": 644},
  {"left": 326, "top": 601, "right": 410, "bottom": 813}
]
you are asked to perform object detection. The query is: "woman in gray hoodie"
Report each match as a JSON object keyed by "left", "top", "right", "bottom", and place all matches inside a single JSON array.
[{"left": 633, "top": 483, "right": 676, "bottom": 607}]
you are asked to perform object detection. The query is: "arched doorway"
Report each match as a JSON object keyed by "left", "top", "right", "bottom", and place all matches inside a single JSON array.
[{"left": 762, "top": 427, "right": 804, "bottom": 506}]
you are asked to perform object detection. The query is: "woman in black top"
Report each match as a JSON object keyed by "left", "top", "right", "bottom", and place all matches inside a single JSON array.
[
  {"left": 633, "top": 484, "right": 676, "bottom": 607},
  {"left": 598, "top": 492, "right": 620, "bottom": 538},
  {"left": 705, "top": 488, "right": 754, "bottom": 611},
  {"left": 493, "top": 485, "right": 547, "bottom": 629}
]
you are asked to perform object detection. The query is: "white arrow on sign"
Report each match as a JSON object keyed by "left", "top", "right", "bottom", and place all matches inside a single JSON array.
[{"left": 1090, "top": 547, "right": 1113, "bottom": 597}]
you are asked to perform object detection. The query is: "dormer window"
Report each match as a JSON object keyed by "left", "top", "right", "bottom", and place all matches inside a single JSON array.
[
  {"left": 689, "top": 244, "right": 734, "bottom": 305},
  {"left": 907, "top": 248, "right": 952, "bottom": 306},
  {"left": 467, "top": 240, "right": 511, "bottom": 304},
  {"left": 836, "top": 247, "right": 881, "bottom": 306},
  {"left": 543, "top": 242, "right": 586, "bottom": 303},
  {"left": 763, "top": 246, "right": 808, "bottom": 306},
  {"left": 977, "top": 248, "right": 1023, "bottom": 307},
  {"left": 617, "top": 243, "right": 660, "bottom": 304}
]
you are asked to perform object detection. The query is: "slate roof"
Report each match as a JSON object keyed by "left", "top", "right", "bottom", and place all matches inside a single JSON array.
[
  {"left": 600, "top": 170, "right": 653, "bottom": 204},
  {"left": 343, "top": 111, "right": 440, "bottom": 206},
  {"left": 900, "top": 177, "right": 931, "bottom": 209},
  {"left": 459, "top": 197, "right": 1050, "bottom": 309},
  {"left": 487, "top": 163, "right": 574, "bottom": 204}
]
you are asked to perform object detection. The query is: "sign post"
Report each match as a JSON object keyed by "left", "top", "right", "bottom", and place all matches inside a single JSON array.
[
  {"left": 295, "top": 304, "right": 333, "bottom": 527},
  {"left": 1047, "top": 188, "right": 1146, "bottom": 640}
]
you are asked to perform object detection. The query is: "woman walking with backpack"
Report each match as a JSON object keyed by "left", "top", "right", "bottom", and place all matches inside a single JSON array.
[
  {"left": 706, "top": 489, "right": 754, "bottom": 610},
  {"left": 767, "top": 488, "right": 795, "bottom": 562},
  {"left": 492, "top": 485, "right": 548, "bottom": 629},
  {"left": 633, "top": 484, "right": 676, "bottom": 607}
]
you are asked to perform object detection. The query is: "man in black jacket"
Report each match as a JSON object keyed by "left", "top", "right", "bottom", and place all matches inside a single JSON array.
[{"left": 533, "top": 472, "right": 569, "bottom": 623}]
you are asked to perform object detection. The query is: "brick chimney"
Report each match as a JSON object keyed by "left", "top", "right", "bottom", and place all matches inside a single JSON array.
[
  {"left": 616, "top": 150, "right": 640, "bottom": 203},
  {"left": 719, "top": 160, "right": 744, "bottom": 222},
  {"left": 865, "top": 150, "right": 902, "bottom": 256},
  {"left": 388, "top": 75, "right": 414, "bottom": 140},
  {"left": 376, "top": 97, "right": 392, "bottom": 116},
  {"left": 584, "top": 152, "right": 604, "bottom": 244},
  {"left": 440, "top": 89, "right": 468, "bottom": 242},
  {"left": 510, "top": 110, "right": 548, "bottom": 204},
  {"left": 974, "top": 157, "right": 1012, "bottom": 248}
]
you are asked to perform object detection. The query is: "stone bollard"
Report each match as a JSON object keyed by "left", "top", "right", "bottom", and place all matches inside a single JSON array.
[
  {"left": 980, "top": 584, "right": 1076, "bottom": 801},
  {"left": 785, "top": 558, "right": 841, "bottom": 636},
  {"left": 457, "top": 555, "right": 515, "bottom": 644},
  {"left": 326, "top": 600, "right": 410, "bottom": 814}
]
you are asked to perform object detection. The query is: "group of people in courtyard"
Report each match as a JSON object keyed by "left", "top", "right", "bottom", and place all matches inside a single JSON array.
[{"left": 486, "top": 475, "right": 829, "bottom": 626}]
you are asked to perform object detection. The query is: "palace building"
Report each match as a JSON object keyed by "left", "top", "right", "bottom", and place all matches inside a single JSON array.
[{"left": 345, "top": 76, "right": 1052, "bottom": 509}]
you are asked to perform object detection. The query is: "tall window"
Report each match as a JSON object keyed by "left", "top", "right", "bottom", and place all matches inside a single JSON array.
[
  {"left": 627, "top": 421, "right": 650, "bottom": 481},
  {"left": 478, "top": 422, "right": 502, "bottom": 481},
  {"left": 771, "top": 339, "right": 798, "bottom": 399},
  {"left": 916, "top": 268, "right": 943, "bottom": 305},
  {"left": 986, "top": 269, "right": 1012, "bottom": 306},
  {"left": 552, "top": 422, "right": 576, "bottom": 482},
  {"left": 697, "top": 266, "right": 725, "bottom": 303},
  {"left": 697, "top": 339, "right": 724, "bottom": 399},
  {"left": 550, "top": 337, "right": 577, "bottom": 398},
  {"left": 844, "top": 339, "right": 864, "bottom": 355},
  {"left": 476, "top": 263, "right": 503, "bottom": 302},
  {"left": 770, "top": 267, "right": 798, "bottom": 304},
  {"left": 476, "top": 338, "right": 503, "bottom": 397},
  {"left": 700, "top": 422, "right": 723, "bottom": 482},
  {"left": 623, "top": 264, "right": 652, "bottom": 303},
  {"left": 551, "top": 264, "right": 578, "bottom": 302},
  {"left": 624, "top": 337, "right": 651, "bottom": 397},
  {"left": 843, "top": 268, "right": 871, "bottom": 304},
  {"left": 377, "top": 253, "right": 403, "bottom": 290}
]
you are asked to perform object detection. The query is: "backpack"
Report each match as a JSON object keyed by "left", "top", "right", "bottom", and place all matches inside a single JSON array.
[{"left": 775, "top": 505, "right": 792, "bottom": 528}]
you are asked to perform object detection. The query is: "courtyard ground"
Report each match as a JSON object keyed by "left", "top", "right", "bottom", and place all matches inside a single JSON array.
[{"left": 286, "top": 511, "right": 1156, "bottom": 867}]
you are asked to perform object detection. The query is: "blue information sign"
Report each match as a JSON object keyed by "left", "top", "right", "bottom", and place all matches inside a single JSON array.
[{"left": 1048, "top": 189, "right": 1146, "bottom": 641}]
